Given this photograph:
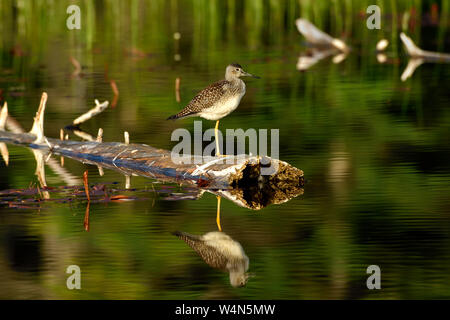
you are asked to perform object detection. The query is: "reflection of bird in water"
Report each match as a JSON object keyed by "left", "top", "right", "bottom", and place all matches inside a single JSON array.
[{"left": 173, "top": 231, "right": 250, "bottom": 287}]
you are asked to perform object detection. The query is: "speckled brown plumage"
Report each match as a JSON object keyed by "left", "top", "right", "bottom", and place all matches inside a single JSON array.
[
  {"left": 167, "top": 79, "right": 243, "bottom": 120},
  {"left": 167, "top": 64, "right": 258, "bottom": 122},
  {"left": 172, "top": 231, "right": 230, "bottom": 271}
]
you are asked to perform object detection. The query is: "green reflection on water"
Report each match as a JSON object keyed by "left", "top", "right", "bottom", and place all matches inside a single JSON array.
[{"left": 0, "top": 0, "right": 450, "bottom": 299}]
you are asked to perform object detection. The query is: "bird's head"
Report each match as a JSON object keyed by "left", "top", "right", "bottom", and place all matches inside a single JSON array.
[
  {"left": 226, "top": 63, "right": 260, "bottom": 81},
  {"left": 230, "top": 272, "right": 255, "bottom": 288}
]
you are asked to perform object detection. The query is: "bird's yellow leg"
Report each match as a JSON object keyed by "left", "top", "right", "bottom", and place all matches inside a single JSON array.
[
  {"left": 216, "top": 195, "right": 222, "bottom": 232},
  {"left": 215, "top": 120, "right": 221, "bottom": 156},
  {"left": 214, "top": 120, "right": 227, "bottom": 157}
]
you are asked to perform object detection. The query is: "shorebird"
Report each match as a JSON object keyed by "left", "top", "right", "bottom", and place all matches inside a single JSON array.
[
  {"left": 173, "top": 230, "right": 251, "bottom": 287},
  {"left": 167, "top": 63, "right": 259, "bottom": 156}
]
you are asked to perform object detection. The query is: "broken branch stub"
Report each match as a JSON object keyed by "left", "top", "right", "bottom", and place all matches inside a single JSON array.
[{"left": 29, "top": 92, "right": 48, "bottom": 143}]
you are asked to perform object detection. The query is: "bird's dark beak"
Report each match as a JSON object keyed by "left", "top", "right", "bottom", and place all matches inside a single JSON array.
[{"left": 243, "top": 71, "right": 260, "bottom": 79}]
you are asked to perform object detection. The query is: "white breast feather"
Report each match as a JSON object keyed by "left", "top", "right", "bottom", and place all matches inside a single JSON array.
[{"left": 200, "top": 85, "right": 246, "bottom": 120}]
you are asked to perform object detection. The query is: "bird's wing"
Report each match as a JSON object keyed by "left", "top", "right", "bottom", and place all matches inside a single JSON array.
[
  {"left": 184, "top": 80, "right": 229, "bottom": 114},
  {"left": 173, "top": 231, "right": 229, "bottom": 271}
]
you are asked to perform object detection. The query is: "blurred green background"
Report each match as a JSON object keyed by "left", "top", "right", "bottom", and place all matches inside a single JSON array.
[{"left": 0, "top": 0, "right": 450, "bottom": 299}]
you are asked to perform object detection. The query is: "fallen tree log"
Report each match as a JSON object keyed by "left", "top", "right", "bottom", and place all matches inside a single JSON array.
[{"left": 0, "top": 93, "right": 305, "bottom": 208}]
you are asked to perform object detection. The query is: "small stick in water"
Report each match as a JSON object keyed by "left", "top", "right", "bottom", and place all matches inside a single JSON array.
[
  {"left": 110, "top": 80, "right": 119, "bottom": 108},
  {"left": 124, "top": 131, "right": 129, "bottom": 145},
  {"left": 0, "top": 102, "right": 8, "bottom": 130},
  {"left": 84, "top": 202, "right": 90, "bottom": 232},
  {"left": 83, "top": 170, "right": 90, "bottom": 202},
  {"left": 0, "top": 143, "right": 8, "bottom": 166},
  {"left": 72, "top": 100, "right": 109, "bottom": 126},
  {"left": 60, "top": 129, "right": 64, "bottom": 166},
  {"left": 70, "top": 56, "right": 82, "bottom": 77},
  {"left": 175, "top": 77, "right": 181, "bottom": 102}
]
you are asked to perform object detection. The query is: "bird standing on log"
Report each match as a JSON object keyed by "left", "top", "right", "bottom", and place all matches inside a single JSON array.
[{"left": 167, "top": 63, "right": 259, "bottom": 156}]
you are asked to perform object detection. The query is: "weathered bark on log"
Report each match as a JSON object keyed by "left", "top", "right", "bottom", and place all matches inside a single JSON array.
[{"left": 0, "top": 130, "right": 304, "bottom": 191}]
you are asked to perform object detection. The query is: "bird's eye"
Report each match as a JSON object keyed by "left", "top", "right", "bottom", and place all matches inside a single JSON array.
[{"left": 235, "top": 68, "right": 239, "bottom": 71}]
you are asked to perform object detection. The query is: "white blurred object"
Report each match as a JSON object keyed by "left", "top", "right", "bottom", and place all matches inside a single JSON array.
[
  {"left": 376, "top": 39, "right": 389, "bottom": 51},
  {"left": 296, "top": 18, "right": 349, "bottom": 52},
  {"left": 401, "top": 58, "right": 424, "bottom": 82},
  {"left": 400, "top": 32, "right": 450, "bottom": 60},
  {"left": 377, "top": 53, "right": 387, "bottom": 64}
]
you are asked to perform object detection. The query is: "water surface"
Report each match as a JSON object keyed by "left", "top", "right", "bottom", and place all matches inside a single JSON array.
[{"left": 0, "top": 0, "right": 450, "bottom": 299}]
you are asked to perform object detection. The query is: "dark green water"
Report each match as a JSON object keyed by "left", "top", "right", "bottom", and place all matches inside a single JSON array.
[{"left": 1, "top": 0, "right": 450, "bottom": 299}]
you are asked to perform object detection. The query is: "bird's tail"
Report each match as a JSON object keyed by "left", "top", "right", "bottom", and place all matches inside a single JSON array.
[
  {"left": 172, "top": 231, "right": 201, "bottom": 248},
  {"left": 166, "top": 109, "right": 195, "bottom": 120}
]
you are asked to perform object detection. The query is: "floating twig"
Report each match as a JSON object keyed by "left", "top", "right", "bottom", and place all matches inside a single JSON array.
[
  {"left": 83, "top": 170, "right": 90, "bottom": 202},
  {"left": 295, "top": 19, "right": 349, "bottom": 52},
  {"left": 110, "top": 80, "right": 119, "bottom": 108},
  {"left": 124, "top": 131, "right": 129, "bottom": 145},
  {"left": 72, "top": 99, "right": 109, "bottom": 126},
  {"left": 60, "top": 129, "right": 64, "bottom": 166},
  {"left": 175, "top": 77, "right": 181, "bottom": 102},
  {"left": 84, "top": 202, "right": 90, "bottom": 232},
  {"left": 73, "top": 129, "right": 94, "bottom": 141}
]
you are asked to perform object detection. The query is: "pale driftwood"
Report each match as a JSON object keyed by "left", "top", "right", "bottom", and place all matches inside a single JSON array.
[
  {"left": 29, "top": 92, "right": 47, "bottom": 143},
  {"left": 376, "top": 39, "right": 389, "bottom": 52},
  {"left": 72, "top": 99, "right": 109, "bottom": 126},
  {"left": 0, "top": 102, "right": 7, "bottom": 130},
  {"left": 296, "top": 18, "right": 349, "bottom": 52},
  {"left": 73, "top": 129, "right": 95, "bottom": 141},
  {"left": 401, "top": 58, "right": 425, "bottom": 82},
  {"left": 96, "top": 128, "right": 103, "bottom": 142},
  {"left": 0, "top": 101, "right": 81, "bottom": 185},
  {"left": 400, "top": 33, "right": 450, "bottom": 82},
  {"left": 70, "top": 56, "right": 82, "bottom": 77},
  {"left": 0, "top": 103, "right": 8, "bottom": 165},
  {"left": 175, "top": 77, "right": 181, "bottom": 102}
]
